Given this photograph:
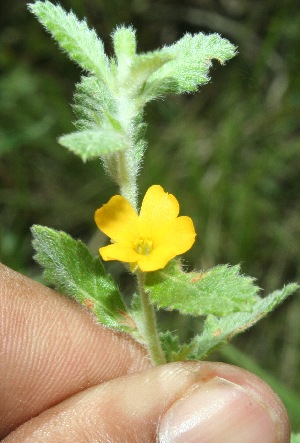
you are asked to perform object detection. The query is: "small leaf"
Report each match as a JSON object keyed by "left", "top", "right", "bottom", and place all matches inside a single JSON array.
[
  {"left": 73, "top": 75, "right": 116, "bottom": 130},
  {"left": 59, "top": 128, "right": 126, "bottom": 161},
  {"left": 112, "top": 25, "right": 137, "bottom": 61},
  {"left": 188, "top": 283, "right": 299, "bottom": 360},
  {"left": 159, "top": 331, "right": 181, "bottom": 362},
  {"left": 111, "top": 26, "right": 172, "bottom": 98},
  {"left": 146, "top": 260, "right": 259, "bottom": 317},
  {"left": 31, "top": 225, "right": 131, "bottom": 332},
  {"left": 128, "top": 51, "right": 173, "bottom": 97},
  {"left": 144, "top": 32, "right": 237, "bottom": 96},
  {"left": 160, "top": 331, "right": 192, "bottom": 362},
  {"left": 28, "top": 1, "right": 110, "bottom": 83},
  {"left": 139, "top": 77, "right": 179, "bottom": 103}
]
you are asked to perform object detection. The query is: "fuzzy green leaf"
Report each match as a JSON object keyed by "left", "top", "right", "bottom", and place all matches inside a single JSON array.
[
  {"left": 111, "top": 26, "right": 172, "bottom": 98},
  {"left": 112, "top": 25, "right": 137, "bottom": 61},
  {"left": 73, "top": 76, "right": 117, "bottom": 130},
  {"left": 31, "top": 225, "right": 131, "bottom": 331},
  {"left": 143, "top": 32, "right": 237, "bottom": 98},
  {"left": 28, "top": 1, "right": 110, "bottom": 83},
  {"left": 128, "top": 52, "right": 173, "bottom": 98},
  {"left": 159, "top": 331, "right": 181, "bottom": 362},
  {"left": 188, "top": 283, "right": 299, "bottom": 360},
  {"left": 159, "top": 331, "right": 192, "bottom": 362},
  {"left": 146, "top": 260, "right": 259, "bottom": 317},
  {"left": 59, "top": 128, "right": 126, "bottom": 161},
  {"left": 291, "top": 433, "right": 300, "bottom": 443}
]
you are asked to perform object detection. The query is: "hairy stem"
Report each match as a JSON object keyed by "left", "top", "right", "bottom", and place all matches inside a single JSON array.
[
  {"left": 112, "top": 81, "right": 139, "bottom": 210},
  {"left": 117, "top": 149, "right": 138, "bottom": 211},
  {"left": 136, "top": 271, "right": 166, "bottom": 365}
]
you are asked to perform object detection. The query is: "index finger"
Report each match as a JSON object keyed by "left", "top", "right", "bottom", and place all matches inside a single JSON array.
[{"left": 0, "top": 263, "right": 150, "bottom": 438}]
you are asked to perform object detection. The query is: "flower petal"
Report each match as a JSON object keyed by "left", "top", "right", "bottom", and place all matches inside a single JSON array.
[
  {"left": 100, "top": 243, "right": 140, "bottom": 263},
  {"left": 137, "top": 217, "right": 196, "bottom": 272},
  {"left": 153, "top": 216, "right": 196, "bottom": 255},
  {"left": 95, "top": 195, "right": 139, "bottom": 244},
  {"left": 137, "top": 247, "right": 175, "bottom": 272},
  {"left": 139, "top": 185, "right": 179, "bottom": 236}
]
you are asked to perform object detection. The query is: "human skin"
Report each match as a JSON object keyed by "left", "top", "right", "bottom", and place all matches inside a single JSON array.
[{"left": 0, "top": 263, "right": 290, "bottom": 442}]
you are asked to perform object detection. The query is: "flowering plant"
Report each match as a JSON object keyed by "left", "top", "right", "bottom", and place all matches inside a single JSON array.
[{"left": 29, "top": 1, "right": 298, "bottom": 366}]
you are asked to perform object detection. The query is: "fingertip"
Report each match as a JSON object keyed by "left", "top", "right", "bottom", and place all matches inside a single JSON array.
[
  {"left": 3, "top": 361, "right": 290, "bottom": 443},
  {"left": 159, "top": 375, "right": 288, "bottom": 443}
]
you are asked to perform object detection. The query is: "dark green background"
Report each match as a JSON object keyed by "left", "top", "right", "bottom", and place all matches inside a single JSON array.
[{"left": 1, "top": 0, "right": 299, "bottom": 428}]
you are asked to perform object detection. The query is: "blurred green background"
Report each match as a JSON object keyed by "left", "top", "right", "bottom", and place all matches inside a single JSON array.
[{"left": 1, "top": 0, "right": 300, "bottom": 429}]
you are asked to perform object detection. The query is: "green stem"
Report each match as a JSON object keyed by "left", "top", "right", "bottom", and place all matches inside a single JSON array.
[
  {"left": 136, "top": 271, "right": 166, "bottom": 365},
  {"left": 114, "top": 86, "right": 139, "bottom": 210},
  {"left": 117, "top": 149, "right": 138, "bottom": 211},
  {"left": 102, "top": 58, "right": 144, "bottom": 209}
]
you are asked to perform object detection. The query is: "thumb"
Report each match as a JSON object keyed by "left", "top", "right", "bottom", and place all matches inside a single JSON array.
[{"left": 3, "top": 361, "right": 289, "bottom": 443}]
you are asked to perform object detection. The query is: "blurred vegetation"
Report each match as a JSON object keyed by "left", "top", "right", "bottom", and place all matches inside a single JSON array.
[{"left": 1, "top": 0, "right": 299, "bottom": 429}]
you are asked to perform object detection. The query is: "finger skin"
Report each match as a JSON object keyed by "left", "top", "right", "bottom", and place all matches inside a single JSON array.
[
  {"left": 0, "top": 263, "right": 151, "bottom": 438},
  {"left": 2, "top": 362, "right": 290, "bottom": 443}
]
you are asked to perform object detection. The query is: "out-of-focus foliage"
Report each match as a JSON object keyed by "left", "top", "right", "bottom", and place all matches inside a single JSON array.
[{"left": 1, "top": 0, "right": 299, "bottom": 428}]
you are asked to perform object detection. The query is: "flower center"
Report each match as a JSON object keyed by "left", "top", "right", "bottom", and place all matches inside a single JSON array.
[{"left": 134, "top": 237, "right": 153, "bottom": 256}]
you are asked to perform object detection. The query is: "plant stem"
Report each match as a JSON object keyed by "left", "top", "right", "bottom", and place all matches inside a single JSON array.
[
  {"left": 136, "top": 271, "right": 167, "bottom": 365},
  {"left": 117, "top": 149, "right": 138, "bottom": 211},
  {"left": 115, "top": 89, "right": 139, "bottom": 210}
]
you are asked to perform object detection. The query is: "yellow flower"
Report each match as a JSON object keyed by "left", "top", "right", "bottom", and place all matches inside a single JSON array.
[{"left": 94, "top": 185, "right": 196, "bottom": 272}]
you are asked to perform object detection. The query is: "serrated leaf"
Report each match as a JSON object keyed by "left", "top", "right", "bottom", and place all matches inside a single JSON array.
[
  {"left": 73, "top": 75, "right": 117, "bottom": 130},
  {"left": 111, "top": 26, "right": 172, "bottom": 98},
  {"left": 144, "top": 32, "right": 237, "bottom": 97},
  {"left": 146, "top": 260, "right": 259, "bottom": 317},
  {"left": 128, "top": 52, "right": 173, "bottom": 97},
  {"left": 28, "top": 1, "right": 110, "bottom": 83},
  {"left": 59, "top": 128, "right": 126, "bottom": 161},
  {"left": 160, "top": 331, "right": 192, "bottom": 362},
  {"left": 159, "top": 331, "right": 181, "bottom": 362},
  {"left": 139, "top": 77, "right": 179, "bottom": 103},
  {"left": 31, "top": 225, "right": 132, "bottom": 332},
  {"left": 188, "top": 283, "right": 299, "bottom": 360}
]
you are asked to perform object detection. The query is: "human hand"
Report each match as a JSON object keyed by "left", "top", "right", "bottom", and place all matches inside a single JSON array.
[{"left": 0, "top": 263, "right": 290, "bottom": 442}]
